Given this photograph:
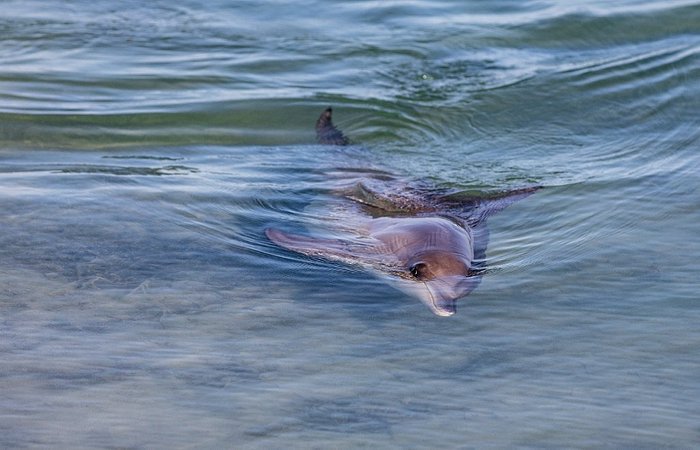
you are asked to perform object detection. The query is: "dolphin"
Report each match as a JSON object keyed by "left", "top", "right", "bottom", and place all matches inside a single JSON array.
[
  {"left": 266, "top": 108, "right": 538, "bottom": 316},
  {"left": 267, "top": 216, "right": 482, "bottom": 316}
]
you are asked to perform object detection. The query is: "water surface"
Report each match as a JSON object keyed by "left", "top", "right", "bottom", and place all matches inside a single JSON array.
[{"left": 1, "top": 0, "right": 699, "bottom": 447}]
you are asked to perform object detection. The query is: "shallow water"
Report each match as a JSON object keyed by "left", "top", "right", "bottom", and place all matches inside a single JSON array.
[{"left": 2, "top": 0, "right": 700, "bottom": 447}]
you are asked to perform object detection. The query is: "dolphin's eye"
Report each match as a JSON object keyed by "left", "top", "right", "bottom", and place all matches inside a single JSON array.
[{"left": 410, "top": 263, "right": 426, "bottom": 278}]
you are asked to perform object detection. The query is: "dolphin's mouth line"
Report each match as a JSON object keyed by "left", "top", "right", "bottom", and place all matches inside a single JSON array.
[{"left": 423, "top": 281, "right": 455, "bottom": 317}]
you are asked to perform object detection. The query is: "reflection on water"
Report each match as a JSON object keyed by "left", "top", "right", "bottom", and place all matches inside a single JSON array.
[{"left": 1, "top": 0, "right": 700, "bottom": 447}]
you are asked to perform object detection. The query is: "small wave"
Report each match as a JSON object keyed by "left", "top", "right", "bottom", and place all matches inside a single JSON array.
[
  {"left": 102, "top": 155, "right": 183, "bottom": 161},
  {"left": 58, "top": 164, "right": 199, "bottom": 176},
  {"left": 510, "top": 3, "right": 700, "bottom": 48},
  {"left": 560, "top": 43, "right": 700, "bottom": 94}
]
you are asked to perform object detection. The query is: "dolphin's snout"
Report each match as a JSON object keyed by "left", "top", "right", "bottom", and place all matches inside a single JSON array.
[
  {"left": 422, "top": 274, "right": 485, "bottom": 317},
  {"left": 429, "top": 297, "right": 457, "bottom": 317},
  {"left": 423, "top": 278, "right": 462, "bottom": 317}
]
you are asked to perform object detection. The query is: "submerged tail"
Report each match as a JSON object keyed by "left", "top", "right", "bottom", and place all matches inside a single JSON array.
[{"left": 316, "top": 107, "right": 349, "bottom": 145}]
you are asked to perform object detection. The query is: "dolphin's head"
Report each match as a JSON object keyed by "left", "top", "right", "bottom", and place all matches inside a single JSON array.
[{"left": 402, "top": 251, "right": 480, "bottom": 316}]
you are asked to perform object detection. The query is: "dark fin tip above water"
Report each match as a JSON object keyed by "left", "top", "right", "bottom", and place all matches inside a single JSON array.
[{"left": 315, "top": 106, "right": 350, "bottom": 146}]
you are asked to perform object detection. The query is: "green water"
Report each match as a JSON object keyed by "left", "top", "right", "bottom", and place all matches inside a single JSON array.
[{"left": 1, "top": 0, "right": 699, "bottom": 447}]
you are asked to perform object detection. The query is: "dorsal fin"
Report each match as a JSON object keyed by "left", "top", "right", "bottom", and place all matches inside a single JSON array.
[{"left": 315, "top": 107, "right": 350, "bottom": 145}]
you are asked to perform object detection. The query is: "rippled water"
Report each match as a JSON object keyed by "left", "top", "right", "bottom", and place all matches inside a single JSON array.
[{"left": 2, "top": 0, "right": 699, "bottom": 447}]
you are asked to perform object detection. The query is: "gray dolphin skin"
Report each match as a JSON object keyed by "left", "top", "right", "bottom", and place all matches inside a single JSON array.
[
  {"left": 315, "top": 106, "right": 350, "bottom": 145},
  {"left": 266, "top": 108, "right": 538, "bottom": 316}
]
